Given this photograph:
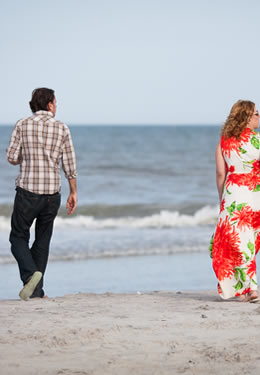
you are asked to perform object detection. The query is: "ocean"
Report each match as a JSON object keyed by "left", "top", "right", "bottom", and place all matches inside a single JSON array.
[{"left": 1, "top": 124, "right": 252, "bottom": 299}]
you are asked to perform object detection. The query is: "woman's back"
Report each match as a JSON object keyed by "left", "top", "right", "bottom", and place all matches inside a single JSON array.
[
  {"left": 221, "top": 127, "right": 260, "bottom": 173},
  {"left": 221, "top": 128, "right": 260, "bottom": 193}
]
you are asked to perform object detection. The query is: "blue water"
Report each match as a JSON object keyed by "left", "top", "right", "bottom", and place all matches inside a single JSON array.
[
  {"left": 0, "top": 125, "right": 225, "bottom": 298},
  {"left": 1, "top": 125, "right": 219, "bottom": 208},
  {"left": 0, "top": 254, "right": 216, "bottom": 299}
]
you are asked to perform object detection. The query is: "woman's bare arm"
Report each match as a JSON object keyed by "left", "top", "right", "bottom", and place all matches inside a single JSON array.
[{"left": 215, "top": 141, "right": 227, "bottom": 201}]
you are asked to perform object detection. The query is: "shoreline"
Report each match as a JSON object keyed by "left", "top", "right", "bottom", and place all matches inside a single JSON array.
[
  {"left": 2, "top": 254, "right": 260, "bottom": 300},
  {"left": 0, "top": 254, "right": 217, "bottom": 300},
  {"left": 1, "top": 291, "right": 260, "bottom": 374}
]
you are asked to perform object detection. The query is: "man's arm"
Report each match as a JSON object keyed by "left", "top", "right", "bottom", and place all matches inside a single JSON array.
[
  {"left": 6, "top": 122, "right": 22, "bottom": 165},
  {"left": 62, "top": 127, "right": 78, "bottom": 215},
  {"left": 66, "top": 178, "right": 77, "bottom": 215}
]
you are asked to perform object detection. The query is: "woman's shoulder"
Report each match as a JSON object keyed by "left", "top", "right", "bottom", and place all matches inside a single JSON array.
[{"left": 220, "top": 127, "right": 256, "bottom": 157}]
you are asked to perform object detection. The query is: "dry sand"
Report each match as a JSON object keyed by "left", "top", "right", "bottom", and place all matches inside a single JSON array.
[{"left": 1, "top": 291, "right": 260, "bottom": 375}]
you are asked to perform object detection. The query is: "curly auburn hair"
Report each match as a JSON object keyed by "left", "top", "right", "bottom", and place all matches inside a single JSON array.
[{"left": 221, "top": 100, "right": 255, "bottom": 139}]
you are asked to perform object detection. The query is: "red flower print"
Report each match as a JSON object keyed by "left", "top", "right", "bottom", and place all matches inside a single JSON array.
[
  {"left": 226, "top": 169, "right": 260, "bottom": 191},
  {"left": 252, "top": 160, "right": 260, "bottom": 173},
  {"left": 256, "top": 233, "right": 260, "bottom": 255},
  {"left": 235, "top": 288, "right": 252, "bottom": 297},
  {"left": 221, "top": 128, "right": 252, "bottom": 157},
  {"left": 226, "top": 173, "right": 248, "bottom": 189},
  {"left": 227, "top": 165, "right": 235, "bottom": 173},
  {"left": 240, "top": 127, "right": 253, "bottom": 139},
  {"left": 220, "top": 199, "right": 225, "bottom": 213},
  {"left": 242, "top": 287, "right": 252, "bottom": 295},
  {"left": 244, "top": 173, "right": 260, "bottom": 191},
  {"left": 252, "top": 212, "right": 260, "bottom": 231},
  {"left": 212, "top": 217, "right": 242, "bottom": 281},
  {"left": 221, "top": 137, "right": 239, "bottom": 158},
  {"left": 217, "top": 283, "right": 222, "bottom": 294},
  {"left": 247, "top": 258, "right": 256, "bottom": 278},
  {"left": 230, "top": 206, "right": 253, "bottom": 231}
]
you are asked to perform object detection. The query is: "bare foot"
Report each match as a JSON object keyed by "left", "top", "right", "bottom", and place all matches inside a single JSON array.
[
  {"left": 234, "top": 295, "right": 247, "bottom": 302},
  {"left": 244, "top": 291, "right": 258, "bottom": 302}
]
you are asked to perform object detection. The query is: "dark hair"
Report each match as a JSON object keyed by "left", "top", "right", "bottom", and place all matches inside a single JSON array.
[{"left": 29, "top": 88, "right": 55, "bottom": 113}]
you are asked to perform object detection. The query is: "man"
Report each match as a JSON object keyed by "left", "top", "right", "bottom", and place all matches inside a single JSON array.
[{"left": 6, "top": 88, "right": 77, "bottom": 300}]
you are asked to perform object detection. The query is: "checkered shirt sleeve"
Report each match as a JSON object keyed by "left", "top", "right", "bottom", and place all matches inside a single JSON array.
[
  {"left": 6, "top": 121, "right": 22, "bottom": 163},
  {"left": 62, "top": 126, "right": 77, "bottom": 180}
]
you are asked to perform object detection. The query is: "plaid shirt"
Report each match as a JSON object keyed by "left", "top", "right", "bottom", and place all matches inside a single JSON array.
[{"left": 6, "top": 111, "right": 77, "bottom": 194}]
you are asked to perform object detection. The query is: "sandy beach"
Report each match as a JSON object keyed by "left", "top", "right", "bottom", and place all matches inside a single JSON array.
[{"left": 1, "top": 291, "right": 260, "bottom": 375}]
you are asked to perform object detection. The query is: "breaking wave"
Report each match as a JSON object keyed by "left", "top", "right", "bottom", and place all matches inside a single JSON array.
[{"left": 0, "top": 205, "right": 218, "bottom": 231}]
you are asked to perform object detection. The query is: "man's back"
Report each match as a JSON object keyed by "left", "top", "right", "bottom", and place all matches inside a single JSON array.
[{"left": 7, "top": 110, "right": 76, "bottom": 195}]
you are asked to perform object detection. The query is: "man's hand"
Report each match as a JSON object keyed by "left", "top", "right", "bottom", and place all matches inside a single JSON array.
[
  {"left": 9, "top": 160, "right": 20, "bottom": 165},
  {"left": 66, "top": 192, "right": 77, "bottom": 215},
  {"left": 66, "top": 178, "right": 77, "bottom": 215},
  {"left": 7, "top": 156, "right": 21, "bottom": 165}
]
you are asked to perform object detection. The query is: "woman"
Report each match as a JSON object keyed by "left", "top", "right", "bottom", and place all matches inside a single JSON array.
[{"left": 210, "top": 100, "right": 260, "bottom": 301}]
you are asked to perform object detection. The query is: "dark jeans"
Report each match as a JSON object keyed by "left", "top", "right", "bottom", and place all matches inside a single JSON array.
[{"left": 9, "top": 187, "right": 61, "bottom": 297}]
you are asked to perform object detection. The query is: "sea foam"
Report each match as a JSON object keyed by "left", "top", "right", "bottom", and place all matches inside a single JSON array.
[{"left": 0, "top": 205, "right": 218, "bottom": 231}]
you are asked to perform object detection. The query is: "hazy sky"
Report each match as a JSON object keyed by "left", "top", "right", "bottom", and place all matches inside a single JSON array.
[{"left": 1, "top": 0, "right": 260, "bottom": 125}]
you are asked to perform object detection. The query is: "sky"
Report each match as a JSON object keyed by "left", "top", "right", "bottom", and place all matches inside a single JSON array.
[{"left": 1, "top": 0, "right": 260, "bottom": 125}]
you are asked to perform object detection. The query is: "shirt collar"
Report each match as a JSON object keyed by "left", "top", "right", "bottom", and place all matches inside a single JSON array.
[{"left": 35, "top": 110, "right": 54, "bottom": 117}]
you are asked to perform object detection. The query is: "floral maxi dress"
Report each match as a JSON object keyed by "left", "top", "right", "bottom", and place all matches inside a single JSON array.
[{"left": 210, "top": 128, "right": 260, "bottom": 299}]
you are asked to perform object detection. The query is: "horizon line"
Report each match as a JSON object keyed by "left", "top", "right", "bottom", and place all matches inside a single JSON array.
[{"left": 0, "top": 123, "right": 221, "bottom": 127}]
